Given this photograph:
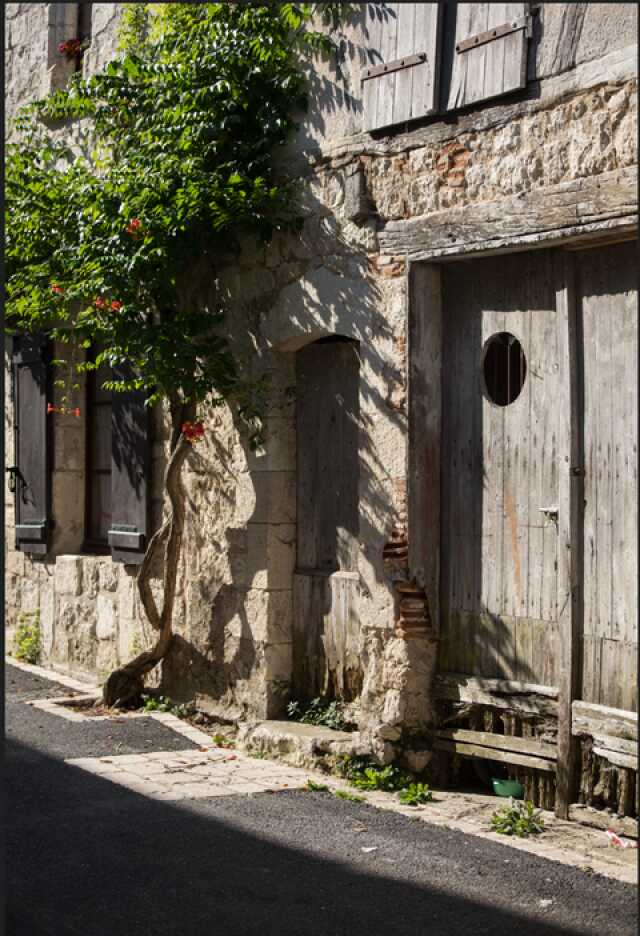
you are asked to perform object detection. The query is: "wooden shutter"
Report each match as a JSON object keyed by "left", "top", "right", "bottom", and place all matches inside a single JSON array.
[
  {"left": 363, "top": 3, "right": 442, "bottom": 132},
  {"left": 12, "top": 333, "right": 51, "bottom": 554},
  {"left": 447, "top": 3, "right": 531, "bottom": 110},
  {"left": 108, "top": 365, "right": 150, "bottom": 564}
]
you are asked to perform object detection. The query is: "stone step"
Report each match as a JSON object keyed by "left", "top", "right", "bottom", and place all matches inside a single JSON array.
[{"left": 236, "top": 719, "right": 367, "bottom": 769}]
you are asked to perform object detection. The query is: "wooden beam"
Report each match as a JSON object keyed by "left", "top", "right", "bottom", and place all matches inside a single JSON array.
[
  {"left": 591, "top": 747, "right": 637, "bottom": 771},
  {"left": 434, "top": 739, "right": 555, "bottom": 772},
  {"left": 408, "top": 263, "right": 442, "bottom": 634},
  {"left": 569, "top": 805, "right": 638, "bottom": 840},
  {"left": 378, "top": 168, "right": 637, "bottom": 261},
  {"left": 572, "top": 700, "right": 638, "bottom": 739},
  {"left": 555, "top": 250, "right": 582, "bottom": 820},
  {"left": 438, "top": 674, "right": 559, "bottom": 698},
  {"left": 434, "top": 675, "right": 559, "bottom": 717},
  {"left": 573, "top": 733, "right": 637, "bottom": 758},
  {"left": 436, "top": 728, "right": 557, "bottom": 760}
]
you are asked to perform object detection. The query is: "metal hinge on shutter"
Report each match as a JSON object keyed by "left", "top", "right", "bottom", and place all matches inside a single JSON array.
[
  {"left": 456, "top": 15, "right": 532, "bottom": 53},
  {"left": 362, "top": 53, "right": 427, "bottom": 82}
]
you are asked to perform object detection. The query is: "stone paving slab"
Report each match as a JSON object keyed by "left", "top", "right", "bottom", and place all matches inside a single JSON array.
[{"left": 66, "top": 746, "right": 311, "bottom": 800}]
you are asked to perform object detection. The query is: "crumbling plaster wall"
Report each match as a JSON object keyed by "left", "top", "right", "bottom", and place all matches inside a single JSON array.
[{"left": 4, "top": 4, "right": 637, "bottom": 750}]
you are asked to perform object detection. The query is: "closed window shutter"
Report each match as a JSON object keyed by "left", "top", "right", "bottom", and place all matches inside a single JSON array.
[
  {"left": 108, "top": 364, "right": 150, "bottom": 564},
  {"left": 447, "top": 3, "right": 530, "bottom": 110},
  {"left": 12, "top": 333, "right": 51, "bottom": 554},
  {"left": 363, "top": 3, "right": 442, "bottom": 132}
]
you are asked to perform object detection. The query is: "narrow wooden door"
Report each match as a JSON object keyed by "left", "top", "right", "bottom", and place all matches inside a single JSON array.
[
  {"left": 577, "top": 241, "right": 637, "bottom": 713},
  {"left": 293, "top": 338, "right": 362, "bottom": 701},
  {"left": 439, "top": 250, "right": 564, "bottom": 687}
]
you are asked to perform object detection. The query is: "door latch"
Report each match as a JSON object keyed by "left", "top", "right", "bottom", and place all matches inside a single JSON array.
[{"left": 538, "top": 505, "right": 559, "bottom": 526}]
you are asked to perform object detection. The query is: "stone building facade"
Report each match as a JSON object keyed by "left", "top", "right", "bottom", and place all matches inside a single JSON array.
[{"left": 5, "top": 4, "right": 638, "bottom": 791}]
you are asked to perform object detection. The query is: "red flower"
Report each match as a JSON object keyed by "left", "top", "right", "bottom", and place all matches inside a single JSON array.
[
  {"left": 51, "top": 283, "right": 64, "bottom": 295},
  {"left": 59, "top": 38, "right": 83, "bottom": 58},
  {"left": 111, "top": 300, "right": 122, "bottom": 311},
  {"left": 181, "top": 421, "right": 205, "bottom": 443},
  {"left": 125, "top": 218, "right": 142, "bottom": 237},
  {"left": 94, "top": 297, "right": 106, "bottom": 310},
  {"left": 47, "top": 404, "right": 80, "bottom": 417}
]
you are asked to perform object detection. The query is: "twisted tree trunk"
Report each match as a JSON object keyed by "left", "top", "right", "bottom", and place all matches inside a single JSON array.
[{"left": 103, "top": 406, "right": 193, "bottom": 708}]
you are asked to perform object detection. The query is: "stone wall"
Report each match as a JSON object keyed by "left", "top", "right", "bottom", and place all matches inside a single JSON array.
[{"left": 4, "top": 4, "right": 637, "bottom": 751}]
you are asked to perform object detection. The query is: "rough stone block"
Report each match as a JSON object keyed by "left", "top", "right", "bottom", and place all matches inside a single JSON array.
[
  {"left": 39, "top": 584, "right": 56, "bottom": 656},
  {"left": 6, "top": 549, "right": 25, "bottom": 577},
  {"left": 98, "top": 560, "right": 120, "bottom": 592},
  {"left": 20, "top": 579, "right": 40, "bottom": 613},
  {"left": 96, "top": 594, "right": 116, "bottom": 640},
  {"left": 55, "top": 556, "right": 83, "bottom": 596}
]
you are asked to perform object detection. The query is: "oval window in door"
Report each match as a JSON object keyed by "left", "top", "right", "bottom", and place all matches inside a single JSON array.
[{"left": 482, "top": 332, "right": 527, "bottom": 406}]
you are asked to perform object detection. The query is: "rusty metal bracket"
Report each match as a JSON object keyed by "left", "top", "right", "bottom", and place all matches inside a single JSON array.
[
  {"left": 362, "top": 52, "right": 427, "bottom": 82},
  {"left": 456, "top": 16, "right": 531, "bottom": 54}
]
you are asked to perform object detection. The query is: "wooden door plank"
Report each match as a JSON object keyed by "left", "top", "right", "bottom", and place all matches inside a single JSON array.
[
  {"left": 362, "top": 9, "right": 383, "bottom": 132},
  {"left": 391, "top": 2, "right": 416, "bottom": 125},
  {"left": 375, "top": 2, "right": 398, "bottom": 132},
  {"left": 408, "top": 263, "right": 442, "bottom": 635},
  {"left": 410, "top": 3, "right": 441, "bottom": 120},
  {"left": 555, "top": 250, "right": 581, "bottom": 820}
]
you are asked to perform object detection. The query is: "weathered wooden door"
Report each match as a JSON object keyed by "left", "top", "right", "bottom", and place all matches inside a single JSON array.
[
  {"left": 293, "top": 338, "right": 362, "bottom": 701},
  {"left": 439, "top": 250, "right": 564, "bottom": 688},
  {"left": 577, "top": 241, "right": 637, "bottom": 713},
  {"left": 438, "top": 242, "right": 638, "bottom": 712}
]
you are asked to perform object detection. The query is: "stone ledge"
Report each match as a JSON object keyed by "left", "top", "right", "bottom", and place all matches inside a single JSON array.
[{"left": 236, "top": 719, "right": 367, "bottom": 769}]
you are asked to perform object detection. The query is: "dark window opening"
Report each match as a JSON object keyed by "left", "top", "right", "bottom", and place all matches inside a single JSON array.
[
  {"left": 85, "top": 346, "right": 112, "bottom": 548},
  {"left": 482, "top": 332, "right": 527, "bottom": 406}
]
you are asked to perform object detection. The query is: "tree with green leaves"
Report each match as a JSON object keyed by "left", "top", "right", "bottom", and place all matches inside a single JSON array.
[{"left": 5, "top": 3, "right": 344, "bottom": 706}]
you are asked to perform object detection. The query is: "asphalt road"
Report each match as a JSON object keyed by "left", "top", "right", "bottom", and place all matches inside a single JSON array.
[{"left": 6, "top": 664, "right": 638, "bottom": 936}]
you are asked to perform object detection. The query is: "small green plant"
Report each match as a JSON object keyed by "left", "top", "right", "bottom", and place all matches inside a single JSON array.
[
  {"left": 212, "top": 733, "right": 235, "bottom": 749},
  {"left": 15, "top": 612, "right": 41, "bottom": 664},
  {"left": 306, "top": 779, "right": 330, "bottom": 792},
  {"left": 334, "top": 790, "right": 365, "bottom": 803},
  {"left": 337, "top": 756, "right": 412, "bottom": 792},
  {"left": 490, "top": 799, "right": 545, "bottom": 838},
  {"left": 286, "top": 697, "right": 352, "bottom": 731},
  {"left": 141, "top": 694, "right": 188, "bottom": 719},
  {"left": 398, "top": 783, "right": 433, "bottom": 806},
  {"left": 249, "top": 751, "right": 268, "bottom": 760}
]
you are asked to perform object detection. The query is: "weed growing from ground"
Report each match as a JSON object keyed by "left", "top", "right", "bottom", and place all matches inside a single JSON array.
[
  {"left": 286, "top": 697, "right": 353, "bottom": 731},
  {"left": 336, "top": 756, "right": 412, "bottom": 792},
  {"left": 211, "top": 733, "right": 235, "bottom": 749},
  {"left": 334, "top": 790, "right": 365, "bottom": 803},
  {"left": 141, "top": 694, "right": 188, "bottom": 719},
  {"left": 306, "top": 779, "right": 330, "bottom": 792},
  {"left": 490, "top": 799, "right": 545, "bottom": 837},
  {"left": 15, "top": 612, "right": 41, "bottom": 665},
  {"left": 398, "top": 783, "right": 433, "bottom": 806}
]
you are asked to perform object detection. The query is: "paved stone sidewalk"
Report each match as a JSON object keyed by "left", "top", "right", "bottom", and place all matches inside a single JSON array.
[
  {"left": 9, "top": 656, "right": 638, "bottom": 885},
  {"left": 66, "top": 746, "right": 314, "bottom": 801}
]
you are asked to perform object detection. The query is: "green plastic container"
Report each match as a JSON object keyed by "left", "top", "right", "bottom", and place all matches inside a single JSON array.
[{"left": 492, "top": 778, "right": 524, "bottom": 799}]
